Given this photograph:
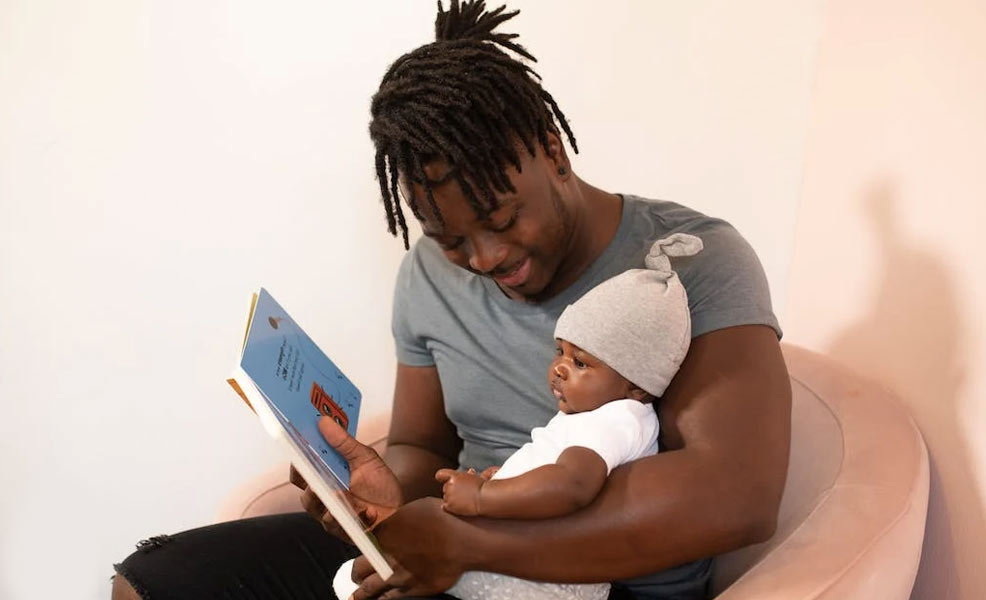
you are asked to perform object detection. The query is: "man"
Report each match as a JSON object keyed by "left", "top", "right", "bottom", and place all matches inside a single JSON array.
[{"left": 112, "top": 2, "right": 790, "bottom": 599}]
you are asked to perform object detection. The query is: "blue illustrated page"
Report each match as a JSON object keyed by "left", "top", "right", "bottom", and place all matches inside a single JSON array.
[{"left": 239, "top": 288, "right": 360, "bottom": 488}]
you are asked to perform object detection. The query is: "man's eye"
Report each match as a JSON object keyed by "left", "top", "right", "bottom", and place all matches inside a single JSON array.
[
  {"left": 489, "top": 212, "right": 518, "bottom": 232},
  {"left": 439, "top": 238, "right": 464, "bottom": 251}
]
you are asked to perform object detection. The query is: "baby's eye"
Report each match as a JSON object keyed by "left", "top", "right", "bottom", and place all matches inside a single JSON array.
[
  {"left": 554, "top": 346, "right": 563, "bottom": 356},
  {"left": 573, "top": 358, "right": 586, "bottom": 369}
]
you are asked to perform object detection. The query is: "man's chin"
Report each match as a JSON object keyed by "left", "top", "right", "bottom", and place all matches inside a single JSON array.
[
  {"left": 502, "top": 278, "right": 550, "bottom": 302},
  {"left": 472, "top": 259, "right": 555, "bottom": 301},
  {"left": 513, "top": 262, "right": 561, "bottom": 298}
]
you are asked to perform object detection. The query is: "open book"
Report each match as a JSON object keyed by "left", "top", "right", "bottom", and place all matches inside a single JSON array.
[{"left": 227, "top": 288, "right": 393, "bottom": 579}]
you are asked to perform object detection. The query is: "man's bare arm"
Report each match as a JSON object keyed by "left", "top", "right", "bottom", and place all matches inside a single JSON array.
[
  {"left": 384, "top": 363, "right": 462, "bottom": 501},
  {"left": 374, "top": 325, "right": 791, "bottom": 585}
]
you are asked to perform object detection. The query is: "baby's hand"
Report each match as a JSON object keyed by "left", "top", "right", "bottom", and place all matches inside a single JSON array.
[
  {"left": 479, "top": 466, "right": 500, "bottom": 480},
  {"left": 435, "top": 468, "right": 486, "bottom": 516}
]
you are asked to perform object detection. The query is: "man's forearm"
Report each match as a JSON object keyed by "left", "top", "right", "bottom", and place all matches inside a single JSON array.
[
  {"left": 464, "top": 449, "right": 765, "bottom": 581},
  {"left": 385, "top": 442, "right": 456, "bottom": 501},
  {"left": 380, "top": 447, "right": 777, "bottom": 586}
]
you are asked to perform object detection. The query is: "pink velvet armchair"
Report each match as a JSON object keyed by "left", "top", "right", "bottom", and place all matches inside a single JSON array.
[{"left": 216, "top": 344, "right": 930, "bottom": 599}]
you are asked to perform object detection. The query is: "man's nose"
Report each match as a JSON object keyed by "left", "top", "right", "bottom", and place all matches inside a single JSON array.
[{"left": 467, "top": 232, "right": 508, "bottom": 274}]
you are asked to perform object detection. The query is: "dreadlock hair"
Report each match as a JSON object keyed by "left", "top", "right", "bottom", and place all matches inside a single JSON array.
[{"left": 369, "top": 0, "right": 578, "bottom": 249}]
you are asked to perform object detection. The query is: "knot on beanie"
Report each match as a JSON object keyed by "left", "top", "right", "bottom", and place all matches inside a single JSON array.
[
  {"left": 553, "top": 233, "right": 703, "bottom": 397},
  {"left": 644, "top": 233, "right": 705, "bottom": 275}
]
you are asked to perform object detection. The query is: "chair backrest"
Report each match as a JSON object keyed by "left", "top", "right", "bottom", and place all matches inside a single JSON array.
[{"left": 711, "top": 344, "right": 929, "bottom": 599}]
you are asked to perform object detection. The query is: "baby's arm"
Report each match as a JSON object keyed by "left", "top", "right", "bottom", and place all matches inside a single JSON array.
[{"left": 435, "top": 446, "right": 608, "bottom": 519}]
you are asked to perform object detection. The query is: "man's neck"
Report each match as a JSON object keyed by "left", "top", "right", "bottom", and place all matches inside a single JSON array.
[{"left": 528, "top": 179, "right": 623, "bottom": 303}]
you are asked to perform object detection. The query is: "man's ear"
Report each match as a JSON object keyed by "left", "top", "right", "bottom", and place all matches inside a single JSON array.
[
  {"left": 627, "top": 384, "right": 650, "bottom": 402},
  {"left": 543, "top": 130, "right": 572, "bottom": 180}
]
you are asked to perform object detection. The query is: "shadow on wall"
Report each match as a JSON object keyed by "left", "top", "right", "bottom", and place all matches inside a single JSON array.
[{"left": 824, "top": 182, "right": 984, "bottom": 599}]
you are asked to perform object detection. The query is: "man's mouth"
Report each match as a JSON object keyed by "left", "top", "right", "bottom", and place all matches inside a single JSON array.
[{"left": 493, "top": 257, "right": 532, "bottom": 288}]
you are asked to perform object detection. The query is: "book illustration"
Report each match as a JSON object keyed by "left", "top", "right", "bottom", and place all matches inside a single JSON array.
[{"left": 311, "top": 382, "right": 349, "bottom": 429}]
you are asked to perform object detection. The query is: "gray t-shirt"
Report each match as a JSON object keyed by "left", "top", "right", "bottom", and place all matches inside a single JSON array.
[
  {"left": 393, "top": 194, "right": 780, "bottom": 470},
  {"left": 391, "top": 194, "right": 780, "bottom": 599}
]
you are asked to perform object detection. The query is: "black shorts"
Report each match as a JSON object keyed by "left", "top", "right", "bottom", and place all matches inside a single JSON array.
[
  {"left": 113, "top": 512, "right": 681, "bottom": 599},
  {"left": 113, "top": 512, "right": 456, "bottom": 599}
]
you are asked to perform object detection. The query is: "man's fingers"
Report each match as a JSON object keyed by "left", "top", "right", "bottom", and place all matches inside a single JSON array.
[
  {"left": 317, "top": 417, "right": 378, "bottom": 467},
  {"left": 320, "top": 513, "right": 351, "bottom": 541},
  {"left": 378, "top": 586, "right": 411, "bottom": 600},
  {"left": 352, "top": 572, "right": 389, "bottom": 600},
  {"left": 299, "top": 487, "right": 326, "bottom": 518},
  {"left": 288, "top": 464, "right": 307, "bottom": 489},
  {"left": 351, "top": 555, "right": 374, "bottom": 584},
  {"left": 352, "top": 569, "right": 411, "bottom": 600},
  {"left": 362, "top": 505, "right": 379, "bottom": 528},
  {"left": 434, "top": 468, "right": 455, "bottom": 483}
]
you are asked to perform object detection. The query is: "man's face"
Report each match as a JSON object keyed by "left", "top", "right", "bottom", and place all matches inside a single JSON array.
[
  {"left": 547, "top": 339, "right": 634, "bottom": 414},
  {"left": 402, "top": 140, "right": 573, "bottom": 301}
]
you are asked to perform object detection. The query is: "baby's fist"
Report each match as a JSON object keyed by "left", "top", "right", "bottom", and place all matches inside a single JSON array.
[{"left": 435, "top": 468, "right": 485, "bottom": 516}]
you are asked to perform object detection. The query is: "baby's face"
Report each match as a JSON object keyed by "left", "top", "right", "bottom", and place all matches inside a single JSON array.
[{"left": 547, "top": 339, "right": 635, "bottom": 414}]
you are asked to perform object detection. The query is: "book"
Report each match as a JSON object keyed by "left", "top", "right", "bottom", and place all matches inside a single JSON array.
[{"left": 227, "top": 288, "right": 393, "bottom": 579}]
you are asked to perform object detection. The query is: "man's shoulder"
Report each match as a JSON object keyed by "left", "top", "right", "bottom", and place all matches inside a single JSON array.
[
  {"left": 620, "top": 194, "right": 781, "bottom": 338},
  {"left": 618, "top": 194, "right": 752, "bottom": 267},
  {"left": 623, "top": 194, "right": 735, "bottom": 237}
]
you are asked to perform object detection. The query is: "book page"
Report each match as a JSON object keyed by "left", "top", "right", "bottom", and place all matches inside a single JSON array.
[{"left": 239, "top": 288, "right": 360, "bottom": 488}]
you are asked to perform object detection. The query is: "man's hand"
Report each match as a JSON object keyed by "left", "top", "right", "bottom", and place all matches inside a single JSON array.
[
  {"left": 349, "top": 498, "right": 470, "bottom": 600},
  {"left": 435, "top": 468, "right": 486, "bottom": 516},
  {"left": 290, "top": 416, "right": 403, "bottom": 538}
]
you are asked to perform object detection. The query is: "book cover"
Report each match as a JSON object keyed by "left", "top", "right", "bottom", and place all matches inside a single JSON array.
[
  {"left": 228, "top": 288, "right": 394, "bottom": 579},
  {"left": 236, "top": 288, "right": 360, "bottom": 489}
]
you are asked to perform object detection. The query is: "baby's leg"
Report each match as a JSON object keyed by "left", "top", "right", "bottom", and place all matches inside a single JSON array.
[{"left": 448, "top": 571, "right": 610, "bottom": 600}]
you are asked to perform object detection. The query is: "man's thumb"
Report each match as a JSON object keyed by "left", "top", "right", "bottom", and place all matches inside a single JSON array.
[{"left": 317, "top": 416, "right": 371, "bottom": 464}]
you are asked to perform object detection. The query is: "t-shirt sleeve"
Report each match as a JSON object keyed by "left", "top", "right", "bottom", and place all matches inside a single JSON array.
[
  {"left": 675, "top": 222, "right": 782, "bottom": 339},
  {"left": 391, "top": 248, "right": 436, "bottom": 367},
  {"left": 562, "top": 402, "right": 659, "bottom": 474}
]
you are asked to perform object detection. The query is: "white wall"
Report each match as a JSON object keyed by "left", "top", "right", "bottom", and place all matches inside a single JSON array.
[
  {"left": 0, "top": 1, "right": 820, "bottom": 598},
  {"left": 784, "top": 0, "right": 986, "bottom": 598}
]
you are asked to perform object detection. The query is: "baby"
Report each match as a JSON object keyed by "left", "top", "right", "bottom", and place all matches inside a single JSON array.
[
  {"left": 334, "top": 233, "right": 702, "bottom": 600},
  {"left": 438, "top": 233, "right": 702, "bottom": 600}
]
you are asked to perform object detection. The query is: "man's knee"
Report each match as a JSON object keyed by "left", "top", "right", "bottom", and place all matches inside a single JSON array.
[{"left": 110, "top": 573, "right": 142, "bottom": 600}]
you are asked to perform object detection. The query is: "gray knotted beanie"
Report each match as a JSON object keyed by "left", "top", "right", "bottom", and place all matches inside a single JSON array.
[{"left": 554, "top": 233, "right": 703, "bottom": 397}]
